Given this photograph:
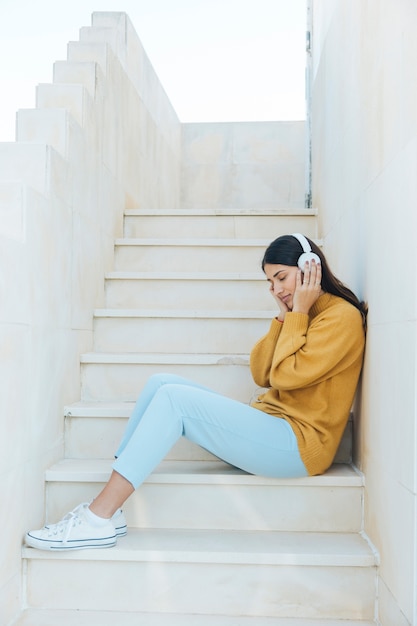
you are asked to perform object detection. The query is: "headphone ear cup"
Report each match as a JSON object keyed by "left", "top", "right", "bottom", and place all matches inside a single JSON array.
[{"left": 298, "top": 251, "right": 321, "bottom": 270}]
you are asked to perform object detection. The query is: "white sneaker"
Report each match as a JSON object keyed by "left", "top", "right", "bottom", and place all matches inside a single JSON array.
[
  {"left": 112, "top": 508, "right": 127, "bottom": 537},
  {"left": 25, "top": 503, "right": 117, "bottom": 551},
  {"left": 69, "top": 503, "right": 127, "bottom": 536}
]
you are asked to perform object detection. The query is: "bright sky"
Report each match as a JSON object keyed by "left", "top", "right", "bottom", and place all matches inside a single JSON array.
[{"left": 0, "top": 0, "right": 306, "bottom": 141}]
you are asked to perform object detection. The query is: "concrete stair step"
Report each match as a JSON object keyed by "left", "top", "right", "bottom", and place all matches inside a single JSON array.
[
  {"left": 0, "top": 143, "right": 65, "bottom": 197},
  {"left": 123, "top": 208, "right": 318, "bottom": 239},
  {"left": 64, "top": 400, "right": 219, "bottom": 461},
  {"left": 79, "top": 24, "right": 125, "bottom": 50},
  {"left": 21, "top": 529, "right": 377, "bottom": 619},
  {"left": 80, "top": 352, "right": 253, "bottom": 402},
  {"left": 36, "top": 82, "right": 88, "bottom": 126},
  {"left": 114, "top": 238, "right": 271, "bottom": 272},
  {"left": 104, "top": 271, "right": 274, "bottom": 309},
  {"left": 53, "top": 60, "right": 98, "bottom": 97},
  {"left": 67, "top": 40, "right": 109, "bottom": 75},
  {"left": 63, "top": 401, "right": 352, "bottom": 463},
  {"left": 12, "top": 611, "right": 377, "bottom": 626},
  {"left": 44, "top": 460, "right": 363, "bottom": 533},
  {"left": 92, "top": 308, "right": 273, "bottom": 353},
  {"left": 16, "top": 108, "right": 74, "bottom": 159}
]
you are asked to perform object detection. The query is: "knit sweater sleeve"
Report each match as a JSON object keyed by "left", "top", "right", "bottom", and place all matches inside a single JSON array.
[
  {"left": 250, "top": 318, "right": 284, "bottom": 387},
  {"left": 250, "top": 297, "right": 364, "bottom": 392}
]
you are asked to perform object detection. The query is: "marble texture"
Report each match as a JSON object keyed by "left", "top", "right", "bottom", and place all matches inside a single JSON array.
[
  {"left": 0, "top": 11, "right": 182, "bottom": 620},
  {"left": 182, "top": 121, "right": 306, "bottom": 210},
  {"left": 44, "top": 460, "right": 363, "bottom": 533},
  {"left": 13, "top": 610, "right": 377, "bottom": 626},
  {"left": 311, "top": 0, "right": 417, "bottom": 623},
  {"left": 123, "top": 208, "right": 318, "bottom": 240},
  {"left": 0, "top": 7, "right": 386, "bottom": 625},
  {"left": 23, "top": 529, "right": 376, "bottom": 619}
]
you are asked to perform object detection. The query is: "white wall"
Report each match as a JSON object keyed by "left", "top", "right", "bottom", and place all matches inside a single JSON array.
[
  {"left": 310, "top": 1, "right": 417, "bottom": 624},
  {"left": 0, "top": 12, "right": 308, "bottom": 624},
  {"left": 181, "top": 121, "right": 305, "bottom": 210},
  {"left": 0, "top": 13, "right": 181, "bottom": 625}
]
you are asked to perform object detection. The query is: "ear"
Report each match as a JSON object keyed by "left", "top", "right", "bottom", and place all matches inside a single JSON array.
[{"left": 297, "top": 251, "right": 321, "bottom": 270}]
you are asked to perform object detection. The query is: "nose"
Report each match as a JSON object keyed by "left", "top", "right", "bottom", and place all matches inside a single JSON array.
[{"left": 273, "top": 281, "right": 283, "bottom": 295}]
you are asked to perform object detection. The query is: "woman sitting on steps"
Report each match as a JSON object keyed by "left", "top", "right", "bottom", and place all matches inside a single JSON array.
[{"left": 25, "top": 233, "right": 367, "bottom": 551}]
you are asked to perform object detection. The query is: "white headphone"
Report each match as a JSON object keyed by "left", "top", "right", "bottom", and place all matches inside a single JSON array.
[{"left": 291, "top": 233, "right": 321, "bottom": 270}]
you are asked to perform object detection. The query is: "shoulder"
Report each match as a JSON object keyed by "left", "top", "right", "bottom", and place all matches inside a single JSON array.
[{"left": 312, "top": 294, "right": 363, "bottom": 328}]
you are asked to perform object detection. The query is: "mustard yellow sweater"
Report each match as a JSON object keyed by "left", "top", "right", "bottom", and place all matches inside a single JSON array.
[{"left": 249, "top": 293, "right": 365, "bottom": 475}]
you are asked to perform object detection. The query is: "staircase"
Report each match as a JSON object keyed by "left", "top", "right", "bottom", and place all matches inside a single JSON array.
[{"left": 18, "top": 208, "right": 378, "bottom": 625}]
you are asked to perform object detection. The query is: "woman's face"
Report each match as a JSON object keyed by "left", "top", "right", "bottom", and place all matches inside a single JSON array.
[{"left": 263, "top": 263, "right": 298, "bottom": 310}]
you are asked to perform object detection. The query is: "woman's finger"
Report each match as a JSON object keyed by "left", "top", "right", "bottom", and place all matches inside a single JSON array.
[{"left": 303, "top": 261, "right": 310, "bottom": 282}]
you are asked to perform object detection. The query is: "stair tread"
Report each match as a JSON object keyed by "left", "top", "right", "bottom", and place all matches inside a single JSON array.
[
  {"left": 124, "top": 208, "right": 319, "bottom": 216},
  {"left": 22, "top": 527, "right": 377, "bottom": 566},
  {"left": 45, "top": 458, "right": 363, "bottom": 486},
  {"left": 12, "top": 609, "right": 375, "bottom": 626},
  {"left": 106, "top": 271, "right": 264, "bottom": 279},
  {"left": 64, "top": 400, "right": 135, "bottom": 417},
  {"left": 93, "top": 308, "right": 275, "bottom": 318},
  {"left": 80, "top": 352, "right": 250, "bottom": 364},
  {"left": 115, "top": 237, "right": 272, "bottom": 246},
  {"left": 64, "top": 400, "right": 353, "bottom": 422}
]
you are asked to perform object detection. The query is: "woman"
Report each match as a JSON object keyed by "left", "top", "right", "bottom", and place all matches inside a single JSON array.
[{"left": 25, "top": 233, "right": 366, "bottom": 550}]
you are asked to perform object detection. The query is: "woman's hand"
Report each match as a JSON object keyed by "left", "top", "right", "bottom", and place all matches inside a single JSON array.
[
  {"left": 269, "top": 283, "right": 289, "bottom": 322},
  {"left": 292, "top": 260, "right": 323, "bottom": 315}
]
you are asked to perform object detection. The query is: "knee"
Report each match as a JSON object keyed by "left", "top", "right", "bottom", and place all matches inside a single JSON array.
[
  {"left": 144, "top": 373, "right": 178, "bottom": 396},
  {"left": 147, "top": 373, "right": 179, "bottom": 387},
  {"left": 154, "top": 383, "right": 180, "bottom": 401},
  {"left": 151, "top": 384, "right": 186, "bottom": 432}
]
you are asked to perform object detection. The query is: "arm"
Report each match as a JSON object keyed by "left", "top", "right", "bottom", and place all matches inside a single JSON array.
[
  {"left": 250, "top": 296, "right": 364, "bottom": 391},
  {"left": 267, "top": 304, "right": 364, "bottom": 391},
  {"left": 250, "top": 318, "right": 284, "bottom": 387},
  {"left": 250, "top": 260, "right": 324, "bottom": 387}
]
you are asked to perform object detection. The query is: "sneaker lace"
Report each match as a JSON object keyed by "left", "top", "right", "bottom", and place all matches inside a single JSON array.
[{"left": 47, "top": 503, "right": 89, "bottom": 544}]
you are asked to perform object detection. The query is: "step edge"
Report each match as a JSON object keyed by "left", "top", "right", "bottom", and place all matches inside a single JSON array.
[
  {"left": 115, "top": 238, "right": 274, "bottom": 246},
  {"left": 124, "top": 208, "right": 319, "bottom": 217},
  {"left": 21, "top": 529, "right": 377, "bottom": 567},
  {"left": 93, "top": 309, "right": 275, "bottom": 319},
  {"left": 11, "top": 609, "right": 376, "bottom": 625},
  {"left": 9, "top": 610, "right": 377, "bottom": 625},
  {"left": 79, "top": 353, "right": 250, "bottom": 364},
  {"left": 21, "top": 548, "right": 377, "bottom": 567},
  {"left": 45, "top": 459, "right": 363, "bottom": 487},
  {"left": 105, "top": 271, "right": 265, "bottom": 280},
  {"left": 114, "top": 238, "right": 323, "bottom": 248},
  {"left": 64, "top": 401, "right": 135, "bottom": 417},
  {"left": 64, "top": 402, "right": 353, "bottom": 423}
]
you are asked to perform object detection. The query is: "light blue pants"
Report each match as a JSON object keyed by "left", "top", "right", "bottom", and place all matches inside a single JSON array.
[{"left": 113, "top": 373, "right": 308, "bottom": 488}]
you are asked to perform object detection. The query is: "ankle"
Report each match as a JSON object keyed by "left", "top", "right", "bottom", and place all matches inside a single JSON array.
[
  {"left": 89, "top": 498, "right": 123, "bottom": 519},
  {"left": 88, "top": 503, "right": 113, "bottom": 521}
]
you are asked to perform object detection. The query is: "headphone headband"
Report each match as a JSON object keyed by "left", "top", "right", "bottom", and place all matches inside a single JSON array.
[
  {"left": 291, "top": 233, "right": 321, "bottom": 270},
  {"left": 291, "top": 232, "right": 312, "bottom": 253}
]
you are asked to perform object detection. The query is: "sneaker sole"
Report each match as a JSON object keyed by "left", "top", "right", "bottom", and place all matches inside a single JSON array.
[
  {"left": 114, "top": 524, "right": 127, "bottom": 537},
  {"left": 25, "top": 533, "right": 117, "bottom": 551}
]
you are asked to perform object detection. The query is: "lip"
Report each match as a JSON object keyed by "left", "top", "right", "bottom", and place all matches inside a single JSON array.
[{"left": 281, "top": 295, "right": 291, "bottom": 304}]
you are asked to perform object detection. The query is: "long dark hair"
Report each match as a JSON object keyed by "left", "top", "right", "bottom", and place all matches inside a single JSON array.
[{"left": 262, "top": 235, "right": 367, "bottom": 328}]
